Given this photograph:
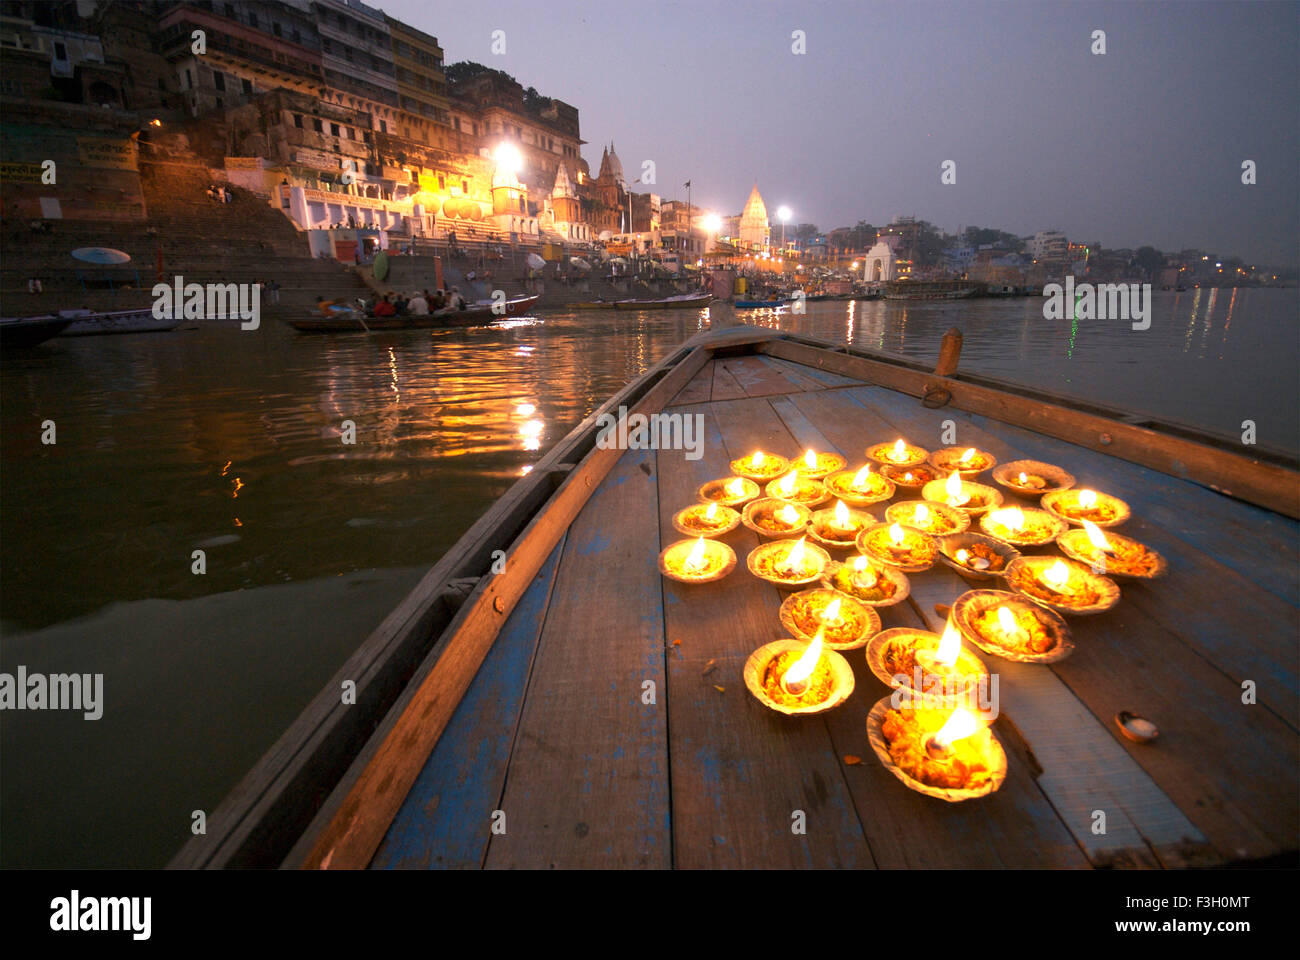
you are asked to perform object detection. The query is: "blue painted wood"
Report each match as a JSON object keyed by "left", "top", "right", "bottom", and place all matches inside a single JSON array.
[{"left": 370, "top": 536, "right": 566, "bottom": 869}]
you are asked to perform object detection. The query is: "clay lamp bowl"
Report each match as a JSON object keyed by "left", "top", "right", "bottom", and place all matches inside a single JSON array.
[
  {"left": 744, "top": 627, "right": 855, "bottom": 716},
  {"left": 1115, "top": 710, "right": 1160, "bottom": 744},
  {"left": 867, "top": 696, "right": 1007, "bottom": 802},
  {"left": 671, "top": 501, "right": 741, "bottom": 539},
  {"left": 698, "top": 475, "right": 760, "bottom": 508},
  {"left": 884, "top": 499, "right": 970, "bottom": 536},
  {"left": 747, "top": 536, "right": 832, "bottom": 590},
  {"left": 857, "top": 522, "right": 938, "bottom": 573},
  {"left": 742, "top": 497, "right": 811, "bottom": 540},
  {"left": 922, "top": 470, "right": 1004, "bottom": 518},
  {"left": 764, "top": 469, "right": 831, "bottom": 508},
  {"left": 979, "top": 505, "right": 1067, "bottom": 547},
  {"left": 806, "top": 499, "right": 876, "bottom": 549},
  {"left": 1056, "top": 520, "right": 1167, "bottom": 580},
  {"left": 867, "top": 438, "right": 929, "bottom": 468},
  {"left": 823, "top": 463, "right": 896, "bottom": 506},
  {"left": 951, "top": 589, "right": 1074, "bottom": 663},
  {"left": 929, "top": 445, "right": 997, "bottom": 478},
  {"left": 937, "top": 532, "right": 1021, "bottom": 579},
  {"left": 729, "top": 449, "right": 791, "bottom": 483},
  {"left": 779, "top": 587, "right": 881, "bottom": 651},
  {"left": 991, "top": 459, "right": 1075, "bottom": 499},
  {"left": 1042, "top": 488, "right": 1130, "bottom": 529},
  {"left": 880, "top": 461, "right": 940, "bottom": 494},
  {"left": 1004, "top": 556, "right": 1120, "bottom": 616},
  {"left": 659, "top": 535, "right": 737, "bottom": 584},
  {"left": 866, "top": 620, "right": 991, "bottom": 704},
  {"left": 793, "top": 447, "right": 847, "bottom": 480},
  {"left": 820, "top": 555, "right": 911, "bottom": 609}
]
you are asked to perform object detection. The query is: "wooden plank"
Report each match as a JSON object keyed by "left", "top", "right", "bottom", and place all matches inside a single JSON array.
[
  {"left": 484, "top": 447, "right": 669, "bottom": 868},
  {"left": 670, "top": 360, "right": 717, "bottom": 406},
  {"left": 295, "top": 344, "right": 711, "bottom": 870},
  {"left": 710, "top": 360, "right": 749, "bottom": 401},
  {"left": 760, "top": 354, "right": 861, "bottom": 389},
  {"left": 369, "top": 536, "right": 567, "bottom": 869},
  {"left": 656, "top": 402, "right": 876, "bottom": 868},
  {"left": 717, "top": 355, "right": 806, "bottom": 397},
  {"left": 761, "top": 338, "right": 1300, "bottom": 518},
  {"left": 841, "top": 384, "right": 1299, "bottom": 724}
]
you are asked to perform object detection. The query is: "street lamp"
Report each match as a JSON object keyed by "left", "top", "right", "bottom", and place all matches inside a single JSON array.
[{"left": 777, "top": 205, "right": 791, "bottom": 252}]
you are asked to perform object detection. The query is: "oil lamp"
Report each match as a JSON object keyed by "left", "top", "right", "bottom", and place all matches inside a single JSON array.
[
  {"left": 698, "top": 475, "right": 760, "bottom": 507},
  {"left": 857, "top": 521, "right": 938, "bottom": 572},
  {"left": 743, "top": 630, "right": 855, "bottom": 715},
  {"left": 730, "top": 449, "right": 790, "bottom": 482},
  {"left": 808, "top": 498, "right": 873, "bottom": 548},
  {"left": 867, "top": 438, "right": 927, "bottom": 467},
  {"left": 741, "top": 497, "right": 811, "bottom": 539},
  {"left": 659, "top": 535, "right": 737, "bottom": 584},
  {"left": 795, "top": 448, "right": 847, "bottom": 479},
  {"left": 824, "top": 463, "right": 895, "bottom": 506},
  {"left": 929, "top": 445, "right": 996, "bottom": 477},
  {"left": 764, "top": 469, "right": 830, "bottom": 507},
  {"left": 950, "top": 588, "right": 1073, "bottom": 662},
  {"left": 747, "top": 535, "right": 832, "bottom": 588},
  {"left": 780, "top": 588, "right": 881, "bottom": 651},
  {"left": 991, "top": 459, "right": 1075, "bottom": 498},
  {"left": 1057, "top": 520, "right": 1167, "bottom": 579},
  {"left": 885, "top": 499, "right": 969, "bottom": 535},
  {"left": 1004, "top": 555, "right": 1120, "bottom": 615},
  {"left": 866, "top": 623, "right": 990, "bottom": 703},
  {"left": 868, "top": 696, "right": 1007, "bottom": 800},
  {"left": 979, "top": 504, "right": 1066, "bottom": 546},
  {"left": 1042, "top": 487, "right": 1131, "bottom": 528},
  {"left": 937, "top": 532, "right": 1020, "bottom": 579},
  {"left": 672, "top": 500, "right": 742, "bottom": 538},
  {"left": 820, "top": 555, "right": 910, "bottom": 607}
]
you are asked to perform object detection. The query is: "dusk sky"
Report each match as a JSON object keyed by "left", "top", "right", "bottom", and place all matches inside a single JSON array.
[{"left": 383, "top": 0, "right": 1299, "bottom": 266}]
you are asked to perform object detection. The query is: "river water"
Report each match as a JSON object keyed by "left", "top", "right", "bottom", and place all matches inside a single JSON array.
[{"left": 1, "top": 288, "right": 1295, "bottom": 867}]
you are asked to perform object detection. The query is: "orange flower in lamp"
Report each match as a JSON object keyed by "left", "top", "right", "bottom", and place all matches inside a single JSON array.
[
  {"left": 926, "top": 707, "right": 980, "bottom": 759},
  {"left": 945, "top": 470, "right": 970, "bottom": 507},
  {"left": 781, "top": 624, "right": 825, "bottom": 697}
]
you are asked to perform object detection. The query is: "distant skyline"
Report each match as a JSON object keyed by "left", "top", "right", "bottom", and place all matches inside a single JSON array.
[{"left": 383, "top": 0, "right": 1299, "bottom": 265}]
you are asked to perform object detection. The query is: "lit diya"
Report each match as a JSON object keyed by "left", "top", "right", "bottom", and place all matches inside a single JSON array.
[
  {"left": 991, "top": 459, "right": 1075, "bottom": 498},
  {"left": 659, "top": 535, "right": 737, "bottom": 584},
  {"left": 1004, "top": 556, "right": 1120, "bottom": 615},
  {"left": 794, "top": 447, "right": 847, "bottom": 479},
  {"left": 779, "top": 588, "right": 881, "bottom": 650},
  {"left": 884, "top": 499, "right": 970, "bottom": 535},
  {"left": 672, "top": 501, "right": 741, "bottom": 538},
  {"left": 867, "top": 438, "right": 928, "bottom": 467},
  {"left": 979, "top": 505, "right": 1067, "bottom": 547},
  {"left": 741, "top": 497, "right": 811, "bottom": 539},
  {"left": 866, "top": 620, "right": 991, "bottom": 702},
  {"left": 747, "top": 535, "right": 832, "bottom": 588},
  {"left": 867, "top": 697, "right": 1007, "bottom": 801},
  {"left": 1042, "top": 488, "right": 1131, "bottom": 528},
  {"left": 743, "top": 626, "right": 855, "bottom": 716},
  {"left": 698, "top": 475, "right": 760, "bottom": 507},
  {"left": 857, "top": 522, "right": 938, "bottom": 572},
  {"left": 929, "top": 445, "right": 997, "bottom": 477},
  {"left": 824, "top": 463, "right": 896, "bottom": 506},
  {"left": 1057, "top": 520, "right": 1167, "bottom": 579},
  {"left": 937, "top": 532, "right": 1021, "bottom": 579},
  {"left": 729, "top": 449, "right": 791, "bottom": 482},
  {"left": 880, "top": 461, "right": 939, "bottom": 492},
  {"left": 820, "top": 555, "right": 911, "bottom": 608},
  {"left": 807, "top": 499, "right": 875, "bottom": 548},
  {"left": 764, "top": 468, "right": 831, "bottom": 507},
  {"left": 922, "top": 470, "right": 1004, "bottom": 517},
  {"left": 951, "top": 589, "right": 1074, "bottom": 663}
]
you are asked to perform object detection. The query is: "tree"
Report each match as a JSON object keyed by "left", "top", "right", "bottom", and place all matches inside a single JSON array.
[{"left": 1133, "top": 246, "right": 1165, "bottom": 276}]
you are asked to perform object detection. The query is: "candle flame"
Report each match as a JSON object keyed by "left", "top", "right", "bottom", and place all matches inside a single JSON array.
[
  {"left": 935, "top": 620, "right": 962, "bottom": 667},
  {"left": 991, "top": 506, "right": 1024, "bottom": 531},
  {"left": 1043, "top": 559, "right": 1071, "bottom": 590},
  {"left": 834, "top": 499, "right": 850, "bottom": 527},
  {"left": 852, "top": 464, "right": 872, "bottom": 490},
  {"left": 684, "top": 536, "right": 708, "bottom": 573},
  {"left": 933, "top": 708, "right": 979, "bottom": 750},
  {"left": 752, "top": 449, "right": 765, "bottom": 467},
  {"left": 726, "top": 477, "right": 746, "bottom": 497},
  {"left": 889, "top": 522, "right": 906, "bottom": 546},
  {"left": 783, "top": 624, "right": 825, "bottom": 691},
  {"left": 778, "top": 469, "right": 798, "bottom": 496},
  {"left": 903, "top": 472, "right": 914, "bottom": 483},
  {"left": 1082, "top": 519, "right": 1110, "bottom": 552},
  {"left": 959, "top": 447, "right": 976, "bottom": 464},
  {"left": 705, "top": 502, "right": 718, "bottom": 521},
  {"left": 945, "top": 470, "right": 969, "bottom": 505},
  {"left": 914, "top": 503, "right": 931, "bottom": 526},
  {"left": 777, "top": 503, "right": 800, "bottom": 526},
  {"left": 996, "top": 605, "right": 1018, "bottom": 636},
  {"left": 1078, "top": 489, "right": 1098, "bottom": 508},
  {"left": 782, "top": 536, "right": 808, "bottom": 575},
  {"left": 822, "top": 596, "right": 842, "bottom": 624},
  {"left": 852, "top": 555, "right": 877, "bottom": 586},
  {"left": 955, "top": 548, "right": 970, "bottom": 564},
  {"left": 890, "top": 439, "right": 907, "bottom": 461},
  {"left": 1018, "top": 471, "right": 1029, "bottom": 485},
  {"left": 804, "top": 449, "right": 817, "bottom": 469}
]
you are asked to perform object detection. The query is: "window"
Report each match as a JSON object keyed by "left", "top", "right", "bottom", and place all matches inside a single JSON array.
[
  {"left": 344, "top": 47, "right": 352, "bottom": 62},
  {"left": 293, "top": 113, "right": 303, "bottom": 128},
  {"left": 53, "top": 41, "right": 67, "bottom": 59},
  {"left": 158, "top": 77, "right": 166, "bottom": 90},
  {"left": 453, "top": 117, "right": 460, "bottom": 131},
  {"left": 437, "top": 174, "right": 445, "bottom": 190},
  {"left": 247, "top": 12, "right": 257, "bottom": 29},
  {"left": 215, "top": 96, "right": 223, "bottom": 107},
  {"left": 224, "top": 3, "right": 234, "bottom": 16},
  {"left": 346, "top": 127, "right": 354, "bottom": 139},
  {"left": 272, "top": 22, "right": 281, "bottom": 37},
  {"left": 213, "top": 71, "right": 225, "bottom": 91},
  {"left": 330, "top": 123, "right": 340, "bottom": 136},
  {"left": 185, "top": 68, "right": 193, "bottom": 88},
  {"left": 312, "top": 117, "right": 323, "bottom": 132},
  {"left": 461, "top": 179, "right": 468, "bottom": 193},
  {"left": 379, "top": 119, "right": 387, "bottom": 133},
  {"left": 322, "top": 38, "right": 331, "bottom": 53},
  {"left": 241, "top": 77, "right": 252, "bottom": 94}
]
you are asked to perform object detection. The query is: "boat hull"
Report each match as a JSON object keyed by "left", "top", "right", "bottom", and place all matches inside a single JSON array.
[
  {"left": 60, "top": 309, "right": 181, "bottom": 336},
  {"left": 0, "top": 316, "right": 75, "bottom": 347},
  {"left": 287, "top": 296, "right": 540, "bottom": 332},
  {"left": 613, "top": 295, "right": 711, "bottom": 310}
]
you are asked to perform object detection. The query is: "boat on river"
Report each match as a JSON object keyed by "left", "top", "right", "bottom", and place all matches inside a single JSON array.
[
  {"left": 734, "top": 298, "right": 784, "bottom": 308},
  {"left": 286, "top": 295, "right": 540, "bottom": 332},
  {"left": 57, "top": 307, "right": 181, "bottom": 336},
  {"left": 613, "top": 293, "right": 711, "bottom": 310},
  {"left": 0, "top": 315, "right": 74, "bottom": 347},
  {"left": 172, "top": 321, "right": 1298, "bottom": 871}
]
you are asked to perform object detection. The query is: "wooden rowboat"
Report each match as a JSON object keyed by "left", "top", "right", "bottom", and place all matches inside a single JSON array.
[
  {"left": 613, "top": 293, "right": 711, "bottom": 310},
  {"left": 171, "top": 316, "right": 1298, "bottom": 870},
  {"left": 0, "top": 315, "right": 74, "bottom": 347},
  {"left": 287, "top": 295, "right": 540, "bottom": 332}
]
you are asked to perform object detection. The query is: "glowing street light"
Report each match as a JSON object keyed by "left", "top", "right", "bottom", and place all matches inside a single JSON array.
[
  {"left": 493, "top": 142, "right": 523, "bottom": 178},
  {"left": 777, "top": 205, "right": 791, "bottom": 251},
  {"left": 702, "top": 213, "right": 721, "bottom": 233}
]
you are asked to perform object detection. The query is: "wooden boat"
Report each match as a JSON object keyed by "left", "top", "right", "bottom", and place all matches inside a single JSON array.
[
  {"left": 567, "top": 300, "right": 617, "bottom": 310},
  {"left": 885, "top": 285, "right": 978, "bottom": 301},
  {"left": 286, "top": 295, "right": 540, "bottom": 332},
  {"left": 613, "top": 293, "right": 711, "bottom": 310},
  {"left": 57, "top": 308, "right": 181, "bottom": 336},
  {"left": 171, "top": 317, "right": 1298, "bottom": 871},
  {"left": 734, "top": 299, "right": 784, "bottom": 308},
  {"left": 0, "top": 315, "right": 74, "bottom": 347}
]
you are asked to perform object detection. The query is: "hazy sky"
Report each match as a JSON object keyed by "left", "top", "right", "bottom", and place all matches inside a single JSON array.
[{"left": 382, "top": 0, "right": 1299, "bottom": 264}]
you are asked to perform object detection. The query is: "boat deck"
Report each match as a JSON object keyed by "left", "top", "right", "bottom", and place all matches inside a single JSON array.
[{"left": 361, "top": 348, "right": 1298, "bottom": 869}]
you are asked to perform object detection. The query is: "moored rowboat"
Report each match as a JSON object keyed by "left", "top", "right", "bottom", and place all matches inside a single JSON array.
[
  {"left": 0, "top": 315, "right": 74, "bottom": 347},
  {"left": 613, "top": 293, "right": 711, "bottom": 310},
  {"left": 286, "top": 295, "right": 540, "bottom": 332}
]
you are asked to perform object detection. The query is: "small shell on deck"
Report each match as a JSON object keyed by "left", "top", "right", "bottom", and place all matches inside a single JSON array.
[
  {"left": 928, "top": 446, "right": 998, "bottom": 477},
  {"left": 950, "top": 588, "right": 1074, "bottom": 664},
  {"left": 1115, "top": 710, "right": 1160, "bottom": 744},
  {"left": 936, "top": 532, "right": 1021, "bottom": 580},
  {"left": 866, "top": 695, "right": 1008, "bottom": 802},
  {"left": 741, "top": 497, "right": 811, "bottom": 540},
  {"left": 1003, "top": 556, "right": 1121, "bottom": 616},
  {"left": 991, "top": 459, "right": 1076, "bottom": 498},
  {"left": 778, "top": 588, "right": 881, "bottom": 651},
  {"left": 743, "top": 639, "right": 855, "bottom": 716},
  {"left": 1041, "top": 489, "right": 1131, "bottom": 529}
]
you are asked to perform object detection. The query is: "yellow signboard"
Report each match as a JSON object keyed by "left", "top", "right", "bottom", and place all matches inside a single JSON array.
[
  {"left": 0, "top": 161, "right": 45, "bottom": 183},
  {"left": 77, "top": 137, "right": 137, "bottom": 170}
]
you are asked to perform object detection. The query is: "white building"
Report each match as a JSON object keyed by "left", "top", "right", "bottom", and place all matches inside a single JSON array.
[
  {"left": 738, "top": 184, "right": 769, "bottom": 248},
  {"left": 1029, "top": 230, "right": 1068, "bottom": 261}
]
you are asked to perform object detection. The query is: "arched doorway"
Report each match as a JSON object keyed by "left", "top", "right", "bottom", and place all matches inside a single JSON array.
[{"left": 871, "top": 259, "right": 883, "bottom": 281}]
